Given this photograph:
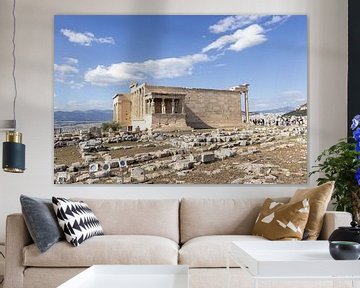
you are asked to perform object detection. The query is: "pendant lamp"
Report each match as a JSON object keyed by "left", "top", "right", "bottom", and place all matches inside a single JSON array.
[{"left": 0, "top": 0, "right": 26, "bottom": 173}]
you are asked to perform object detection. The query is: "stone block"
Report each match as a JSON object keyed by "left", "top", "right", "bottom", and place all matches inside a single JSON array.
[
  {"left": 54, "top": 164, "right": 68, "bottom": 173},
  {"left": 76, "top": 173, "right": 90, "bottom": 182},
  {"left": 207, "top": 143, "right": 219, "bottom": 151},
  {"left": 85, "top": 178, "right": 100, "bottom": 184},
  {"left": 68, "top": 162, "right": 81, "bottom": 172},
  {"left": 143, "top": 165, "right": 157, "bottom": 172},
  {"left": 201, "top": 152, "right": 215, "bottom": 163},
  {"left": 172, "top": 155, "right": 183, "bottom": 162},
  {"left": 154, "top": 149, "right": 171, "bottom": 158},
  {"left": 109, "top": 159, "right": 120, "bottom": 168},
  {"left": 84, "top": 155, "right": 97, "bottom": 164},
  {"left": 124, "top": 157, "right": 135, "bottom": 165},
  {"left": 94, "top": 171, "right": 109, "bottom": 178},
  {"left": 130, "top": 167, "right": 146, "bottom": 182},
  {"left": 189, "top": 154, "right": 201, "bottom": 162},
  {"left": 172, "top": 160, "right": 194, "bottom": 171},
  {"left": 215, "top": 149, "right": 236, "bottom": 160},
  {"left": 134, "top": 153, "right": 152, "bottom": 162},
  {"left": 177, "top": 170, "right": 191, "bottom": 176}
]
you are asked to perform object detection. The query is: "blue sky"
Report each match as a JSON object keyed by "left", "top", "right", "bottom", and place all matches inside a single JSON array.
[{"left": 54, "top": 15, "right": 307, "bottom": 112}]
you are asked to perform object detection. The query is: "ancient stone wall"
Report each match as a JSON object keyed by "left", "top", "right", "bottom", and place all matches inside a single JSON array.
[
  {"left": 113, "top": 94, "right": 132, "bottom": 127},
  {"left": 184, "top": 89, "right": 241, "bottom": 128},
  {"left": 151, "top": 114, "right": 189, "bottom": 131},
  {"left": 145, "top": 85, "right": 242, "bottom": 129}
]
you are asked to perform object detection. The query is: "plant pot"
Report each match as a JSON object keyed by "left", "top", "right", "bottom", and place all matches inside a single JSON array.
[{"left": 329, "top": 241, "right": 360, "bottom": 260}]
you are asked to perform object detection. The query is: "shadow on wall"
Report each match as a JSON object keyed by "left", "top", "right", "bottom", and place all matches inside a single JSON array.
[{"left": 185, "top": 107, "right": 213, "bottom": 129}]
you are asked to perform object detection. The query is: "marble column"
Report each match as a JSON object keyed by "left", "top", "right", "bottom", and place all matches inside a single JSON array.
[
  {"left": 161, "top": 98, "right": 166, "bottom": 114},
  {"left": 171, "top": 99, "right": 175, "bottom": 114},
  {"left": 151, "top": 99, "right": 155, "bottom": 114},
  {"left": 245, "top": 92, "right": 249, "bottom": 123}
]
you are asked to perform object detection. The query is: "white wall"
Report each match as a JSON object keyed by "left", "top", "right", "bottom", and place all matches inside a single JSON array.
[{"left": 0, "top": 0, "right": 348, "bottom": 242}]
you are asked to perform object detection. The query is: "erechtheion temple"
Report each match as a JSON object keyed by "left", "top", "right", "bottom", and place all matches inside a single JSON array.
[{"left": 113, "top": 82, "right": 249, "bottom": 131}]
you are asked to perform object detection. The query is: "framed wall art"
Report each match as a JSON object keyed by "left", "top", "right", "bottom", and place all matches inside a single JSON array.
[{"left": 54, "top": 15, "right": 307, "bottom": 184}]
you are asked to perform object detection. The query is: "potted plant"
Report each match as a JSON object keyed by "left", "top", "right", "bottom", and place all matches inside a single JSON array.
[{"left": 310, "top": 115, "right": 360, "bottom": 222}]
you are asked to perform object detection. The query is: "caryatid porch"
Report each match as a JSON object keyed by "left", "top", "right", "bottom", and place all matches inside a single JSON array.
[
  {"left": 143, "top": 92, "right": 189, "bottom": 130},
  {"left": 144, "top": 92, "right": 186, "bottom": 115}
]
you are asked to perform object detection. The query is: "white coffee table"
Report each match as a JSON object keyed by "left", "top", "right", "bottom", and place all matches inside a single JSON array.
[
  {"left": 228, "top": 241, "right": 360, "bottom": 288},
  {"left": 58, "top": 265, "right": 189, "bottom": 288}
]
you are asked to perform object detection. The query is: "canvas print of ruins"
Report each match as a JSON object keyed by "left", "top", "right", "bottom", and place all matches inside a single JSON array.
[{"left": 54, "top": 15, "right": 307, "bottom": 184}]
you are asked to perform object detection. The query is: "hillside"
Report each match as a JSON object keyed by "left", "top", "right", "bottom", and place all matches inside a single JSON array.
[
  {"left": 252, "top": 106, "right": 295, "bottom": 114},
  {"left": 283, "top": 104, "right": 307, "bottom": 117},
  {"left": 54, "top": 110, "right": 113, "bottom": 123}
]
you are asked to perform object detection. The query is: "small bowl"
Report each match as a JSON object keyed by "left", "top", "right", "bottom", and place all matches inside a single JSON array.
[{"left": 329, "top": 241, "right": 360, "bottom": 260}]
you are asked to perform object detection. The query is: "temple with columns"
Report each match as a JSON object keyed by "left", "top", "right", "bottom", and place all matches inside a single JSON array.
[{"left": 113, "top": 82, "right": 250, "bottom": 131}]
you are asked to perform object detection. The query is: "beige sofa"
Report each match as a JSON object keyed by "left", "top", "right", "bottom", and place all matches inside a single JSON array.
[{"left": 4, "top": 198, "right": 352, "bottom": 288}]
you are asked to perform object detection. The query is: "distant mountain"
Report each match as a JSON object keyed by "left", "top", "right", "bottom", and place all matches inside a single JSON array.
[
  {"left": 252, "top": 106, "right": 295, "bottom": 114},
  {"left": 283, "top": 103, "right": 307, "bottom": 117},
  {"left": 54, "top": 110, "right": 113, "bottom": 123}
]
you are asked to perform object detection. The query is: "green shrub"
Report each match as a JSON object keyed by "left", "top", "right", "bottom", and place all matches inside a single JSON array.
[
  {"left": 310, "top": 139, "right": 360, "bottom": 220},
  {"left": 102, "top": 122, "right": 121, "bottom": 132}
]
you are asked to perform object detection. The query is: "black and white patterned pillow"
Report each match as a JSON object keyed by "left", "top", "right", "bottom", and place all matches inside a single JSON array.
[{"left": 52, "top": 197, "right": 104, "bottom": 247}]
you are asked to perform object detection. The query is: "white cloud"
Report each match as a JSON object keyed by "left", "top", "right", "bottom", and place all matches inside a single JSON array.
[
  {"left": 203, "top": 24, "right": 266, "bottom": 53},
  {"left": 54, "top": 64, "right": 78, "bottom": 75},
  {"left": 84, "top": 53, "right": 209, "bottom": 86},
  {"left": 60, "top": 29, "right": 115, "bottom": 46},
  {"left": 68, "top": 80, "right": 85, "bottom": 89},
  {"left": 209, "top": 15, "right": 262, "bottom": 34},
  {"left": 209, "top": 15, "right": 291, "bottom": 34},
  {"left": 54, "top": 58, "right": 84, "bottom": 89},
  {"left": 264, "top": 15, "right": 291, "bottom": 27},
  {"left": 64, "top": 57, "right": 79, "bottom": 65}
]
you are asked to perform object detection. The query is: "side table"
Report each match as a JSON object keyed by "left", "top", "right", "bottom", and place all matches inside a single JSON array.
[{"left": 227, "top": 240, "right": 360, "bottom": 288}]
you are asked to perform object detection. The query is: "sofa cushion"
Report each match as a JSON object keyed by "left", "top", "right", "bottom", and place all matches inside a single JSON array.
[
  {"left": 20, "top": 195, "right": 64, "bottom": 253},
  {"left": 23, "top": 235, "right": 179, "bottom": 267},
  {"left": 290, "top": 181, "right": 334, "bottom": 240},
  {"left": 52, "top": 197, "right": 104, "bottom": 247},
  {"left": 179, "top": 235, "right": 267, "bottom": 268},
  {"left": 180, "top": 198, "right": 289, "bottom": 243},
  {"left": 252, "top": 198, "right": 310, "bottom": 240},
  {"left": 72, "top": 198, "right": 179, "bottom": 243}
]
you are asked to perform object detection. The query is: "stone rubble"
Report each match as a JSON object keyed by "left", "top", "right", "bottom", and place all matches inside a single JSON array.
[{"left": 54, "top": 124, "right": 307, "bottom": 184}]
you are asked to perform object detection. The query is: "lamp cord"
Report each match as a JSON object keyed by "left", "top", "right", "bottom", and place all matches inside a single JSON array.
[
  {"left": 12, "top": 0, "right": 17, "bottom": 129},
  {"left": 0, "top": 251, "right": 4, "bottom": 284}
]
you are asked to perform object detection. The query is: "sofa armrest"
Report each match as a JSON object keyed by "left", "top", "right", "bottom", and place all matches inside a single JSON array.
[
  {"left": 318, "top": 211, "right": 352, "bottom": 240},
  {"left": 4, "top": 213, "right": 33, "bottom": 288}
]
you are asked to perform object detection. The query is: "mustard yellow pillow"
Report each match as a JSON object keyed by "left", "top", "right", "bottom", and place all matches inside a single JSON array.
[
  {"left": 289, "top": 181, "right": 334, "bottom": 240},
  {"left": 252, "top": 198, "right": 310, "bottom": 240}
]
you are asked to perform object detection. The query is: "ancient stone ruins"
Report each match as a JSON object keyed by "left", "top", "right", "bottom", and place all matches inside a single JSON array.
[
  {"left": 54, "top": 118, "right": 307, "bottom": 184},
  {"left": 55, "top": 82, "right": 307, "bottom": 184},
  {"left": 113, "top": 82, "right": 250, "bottom": 132}
]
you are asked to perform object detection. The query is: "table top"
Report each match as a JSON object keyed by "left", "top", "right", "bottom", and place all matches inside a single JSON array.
[
  {"left": 58, "top": 265, "right": 189, "bottom": 288},
  {"left": 231, "top": 240, "right": 360, "bottom": 278}
]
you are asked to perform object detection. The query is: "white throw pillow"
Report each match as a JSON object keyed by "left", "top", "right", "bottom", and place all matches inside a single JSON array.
[{"left": 52, "top": 197, "right": 103, "bottom": 247}]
